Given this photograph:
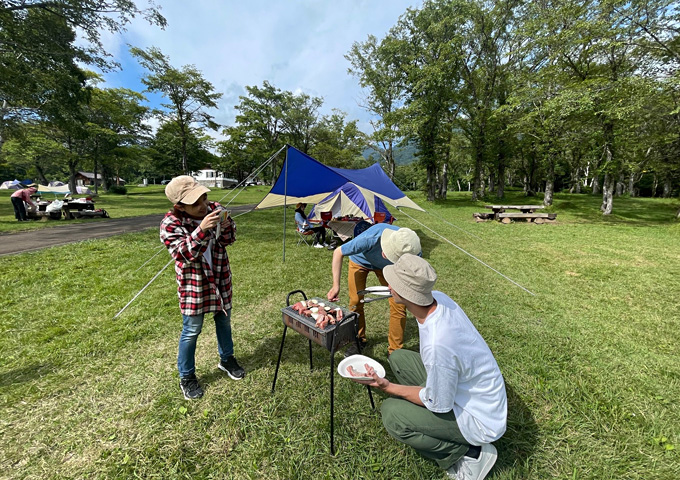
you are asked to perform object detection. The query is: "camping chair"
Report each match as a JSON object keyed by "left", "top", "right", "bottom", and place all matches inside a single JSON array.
[
  {"left": 296, "top": 225, "right": 315, "bottom": 246},
  {"left": 373, "top": 212, "right": 387, "bottom": 224}
]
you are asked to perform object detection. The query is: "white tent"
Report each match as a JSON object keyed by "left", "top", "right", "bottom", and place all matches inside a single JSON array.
[
  {"left": 0, "top": 179, "right": 21, "bottom": 190},
  {"left": 38, "top": 184, "right": 71, "bottom": 194}
]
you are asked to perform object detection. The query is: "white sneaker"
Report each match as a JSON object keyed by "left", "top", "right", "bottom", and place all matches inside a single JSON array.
[
  {"left": 313, "top": 243, "right": 324, "bottom": 248},
  {"left": 446, "top": 444, "right": 497, "bottom": 480}
]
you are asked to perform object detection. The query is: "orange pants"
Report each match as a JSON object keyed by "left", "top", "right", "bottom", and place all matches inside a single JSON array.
[{"left": 348, "top": 259, "right": 407, "bottom": 353}]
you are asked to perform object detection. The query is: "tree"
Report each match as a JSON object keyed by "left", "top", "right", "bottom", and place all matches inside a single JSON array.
[
  {"left": 309, "top": 109, "right": 366, "bottom": 168},
  {"left": 131, "top": 46, "right": 222, "bottom": 174},
  {"left": 0, "top": 0, "right": 166, "bottom": 69},
  {"left": 280, "top": 91, "right": 323, "bottom": 154},
  {"left": 81, "top": 76, "right": 150, "bottom": 192},
  {"left": 1, "top": 124, "right": 70, "bottom": 184},
  {"left": 0, "top": 1, "right": 165, "bottom": 147},
  {"left": 346, "top": 34, "right": 406, "bottom": 179}
]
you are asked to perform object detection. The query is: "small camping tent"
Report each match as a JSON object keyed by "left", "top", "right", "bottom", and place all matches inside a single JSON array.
[
  {"left": 307, "top": 182, "right": 394, "bottom": 222},
  {"left": 0, "top": 179, "right": 22, "bottom": 190}
]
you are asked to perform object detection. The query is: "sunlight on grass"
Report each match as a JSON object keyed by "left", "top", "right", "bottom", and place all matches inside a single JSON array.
[{"left": 1, "top": 192, "right": 679, "bottom": 479}]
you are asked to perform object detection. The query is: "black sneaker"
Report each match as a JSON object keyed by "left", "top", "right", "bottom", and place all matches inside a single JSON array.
[
  {"left": 344, "top": 339, "right": 368, "bottom": 358},
  {"left": 218, "top": 355, "right": 246, "bottom": 380},
  {"left": 179, "top": 374, "right": 204, "bottom": 400}
]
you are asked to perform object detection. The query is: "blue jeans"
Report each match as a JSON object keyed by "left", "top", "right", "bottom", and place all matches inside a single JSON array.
[{"left": 177, "top": 309, "right": 234, "bottom": 377}]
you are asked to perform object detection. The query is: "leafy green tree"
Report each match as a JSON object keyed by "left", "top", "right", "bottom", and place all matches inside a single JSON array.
[
  {"left": 309, "top": 110, "right": 366, "bottom": 168},
  {"left": 0, "top": 1, "right": 165, "bottom": 147},
  {"left": 281, "top": 91, "right": 323, "bottom": 154},
  {"left": 231, "top": 81, "right": 289, "bottom": 182},
  {"left": 131, "top": 46, "right": 222, "bottom": 174},
  {"left": 346, "top": 34, "right": 406, "bottom": 178},
  {"left": 1, "top": 124, "right": 70, "bottom": 184},
  {"left": 81, "top": 76, "right": 150, "bottom": 192},
  {"left": 149, "top": 122, "right": 214, "bottom": 177}
]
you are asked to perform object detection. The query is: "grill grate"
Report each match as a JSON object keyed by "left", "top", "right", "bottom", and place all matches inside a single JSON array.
[{"left": 281, "top": 298, "right": 355, "bottom": 351}]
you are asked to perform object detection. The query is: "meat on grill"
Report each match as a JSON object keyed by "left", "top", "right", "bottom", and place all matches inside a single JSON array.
[{"left": 291, "top": 300, "right": 344, "bottom": 328}]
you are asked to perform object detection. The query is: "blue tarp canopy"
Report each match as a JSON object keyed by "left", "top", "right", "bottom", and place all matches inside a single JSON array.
[{"left": 255, "top": 146, "right": 423, "bottom": 212}]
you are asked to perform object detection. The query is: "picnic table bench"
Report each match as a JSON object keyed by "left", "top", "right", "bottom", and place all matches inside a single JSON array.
[{"left": 474, "top": 204, "right": 557, "bottom": 223}]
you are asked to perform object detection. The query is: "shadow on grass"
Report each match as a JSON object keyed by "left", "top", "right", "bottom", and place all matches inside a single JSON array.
[
  {"left": 492, "top": 382, "right": 539, "bottom": 477},
  {"left": 0, "top": 363, "right": 56, "bottom": 387}
]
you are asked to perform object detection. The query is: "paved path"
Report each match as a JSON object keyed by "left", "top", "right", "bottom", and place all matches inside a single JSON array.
[{"left": 0, "top": 205, "right": 255, "bottom": 257}]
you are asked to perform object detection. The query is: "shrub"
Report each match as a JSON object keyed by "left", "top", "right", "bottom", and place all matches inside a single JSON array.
[{"left": 108, "top": 185, "right": 127, "bottom": 195}]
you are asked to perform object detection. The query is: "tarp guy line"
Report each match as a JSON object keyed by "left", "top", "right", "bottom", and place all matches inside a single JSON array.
[
  {"left": 114, "top": 258, "right": 174, "bottom": 318},
  {"left": 397, "top": 207, "right": 535, "bottom": 296},
  {"left": 115, "top": 147, "right": 285, "bottom": 319},
  {"left": 216, "top": 145, "right": 286, "bottom": 207}
]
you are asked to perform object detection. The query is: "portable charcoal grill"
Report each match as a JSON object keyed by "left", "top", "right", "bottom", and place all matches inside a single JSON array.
[{"left": 271, "top": 290, "right": 375, "bottom": 455}]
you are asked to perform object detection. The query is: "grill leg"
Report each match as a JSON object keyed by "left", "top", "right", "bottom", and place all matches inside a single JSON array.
[
  {"left": 329, "top": 346, "right": 336, "bottom": 456},
  {"left": 271, "top": 325, "right": 288, "bottom": 394},
  {"left": 309, "top": 339, "right": 313, "bottom": 371}
]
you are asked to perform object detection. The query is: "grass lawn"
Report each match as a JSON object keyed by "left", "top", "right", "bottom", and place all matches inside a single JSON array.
[
  {"left": 0, "top": 185, "right": 267, "bottom": 233},
  {"left": 1, "top": 189, "right": 679, "bottom": 479}
]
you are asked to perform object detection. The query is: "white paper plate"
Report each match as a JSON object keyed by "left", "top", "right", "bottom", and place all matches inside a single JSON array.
[
  {"left": 360, "top": 286, "right": 392, "bottom": 297},
  {"left": 337, "top": 354, "right": 386, "bottom": 381}
]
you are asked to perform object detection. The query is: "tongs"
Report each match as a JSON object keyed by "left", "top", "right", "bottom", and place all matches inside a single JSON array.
[{"left": 358, "top": 286, "right": 392, "bottom": 303}]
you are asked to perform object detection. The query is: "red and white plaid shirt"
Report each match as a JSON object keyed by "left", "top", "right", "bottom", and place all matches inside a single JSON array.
[{"left": 160, "top": 202, "right": 236, "bottom": 315}]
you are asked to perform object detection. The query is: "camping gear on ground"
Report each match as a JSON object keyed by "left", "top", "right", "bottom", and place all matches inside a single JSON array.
[
  {"left": 63, "top": 198, "right": 109, "bottom": 219},
  {"left": 272, "top": 290, "right": 375, "bottom": 455}
]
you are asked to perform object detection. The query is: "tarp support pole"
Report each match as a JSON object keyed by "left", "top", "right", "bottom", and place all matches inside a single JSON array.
[{"left": 282, "top": 145, "right": 289, "bottom": 263}]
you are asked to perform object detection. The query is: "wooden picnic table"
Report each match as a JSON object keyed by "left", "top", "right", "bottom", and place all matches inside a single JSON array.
[{"left": 476, "top": 204, "right": 556, "bottom": 223}]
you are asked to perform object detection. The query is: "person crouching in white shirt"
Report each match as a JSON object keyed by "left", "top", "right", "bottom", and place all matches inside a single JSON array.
[{"left": 349, "top": 254, "right": 507, "bottom": 480}]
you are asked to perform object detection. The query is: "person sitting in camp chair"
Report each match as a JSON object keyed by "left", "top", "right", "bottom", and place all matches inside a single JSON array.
[{"left": 295, "top": 203, "right": 329, "bottom": 249}]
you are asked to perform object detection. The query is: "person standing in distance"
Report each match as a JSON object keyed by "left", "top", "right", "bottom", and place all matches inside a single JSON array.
[{"left": 10, "top": 186, "right": 37, "bottom": 221}]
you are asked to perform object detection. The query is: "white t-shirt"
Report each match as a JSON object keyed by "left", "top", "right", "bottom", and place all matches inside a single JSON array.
[{"left": 417, "top": 291, "right": 507, "bottom": 445}]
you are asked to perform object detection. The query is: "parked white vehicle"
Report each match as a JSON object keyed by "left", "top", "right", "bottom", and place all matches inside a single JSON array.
[{"left": 192, "top": 169, "right": 238, "bottom": 188}]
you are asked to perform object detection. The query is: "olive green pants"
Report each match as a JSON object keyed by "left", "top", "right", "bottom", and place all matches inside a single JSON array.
[{"left": 381, "top": 349, "right": 470, "bottom": 470}]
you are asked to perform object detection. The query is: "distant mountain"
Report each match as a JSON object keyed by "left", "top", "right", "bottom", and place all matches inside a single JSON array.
[{"left": 362, "top": 143, "right": 418, "bottom": 166}]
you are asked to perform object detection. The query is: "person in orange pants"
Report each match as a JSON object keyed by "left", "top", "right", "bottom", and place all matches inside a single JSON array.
[{"left": 326, "top": 223, "right": 421, "bottom": 356}]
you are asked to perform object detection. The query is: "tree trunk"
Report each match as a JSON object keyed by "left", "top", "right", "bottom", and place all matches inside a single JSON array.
[
  {"left": 628, "top": 174, "right": 636, "bottom": 197},
  {"left": 592, "top": 175, "right": 600, "bottom": 195},
  {"left": 651, "top": 174, "right": 658, "bottom": 197},
  {"left": 93, "top": 144, "right": 99, "bottom": 195},
  {"left": 426, "top": 164, "right": 436, "bottom": 201},
  {"left": 35, "top": 164, "right": 49, "bottom": 185},
  {"left": 438, "top": 161, "right": 448, "bottom": 199},
  {"left": 662, "top": 178, "right": 672, "bottom": 198},
  {"left": 544, "top": 156, "right": 555, "bottom": 206},
  {"left": 601, "top": 173, "right": 615, "bottom": 215},
  {"left": 472, "top": 145, "right": 484, "bottom": 201},
  {"left": 615, "top": 172, "right": 625, "bottom": 196}
]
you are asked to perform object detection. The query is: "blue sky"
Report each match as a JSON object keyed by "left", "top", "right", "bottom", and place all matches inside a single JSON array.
[{"left": 98, "top": 1, "right": 423, "bottom": 140}]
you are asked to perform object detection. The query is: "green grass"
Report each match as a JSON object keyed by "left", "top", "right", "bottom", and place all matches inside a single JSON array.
[
  {"left": 0, "top": 185, "right": 269, "bottom": 233},
  {"left": 1, "top": 190, "right": 679, "bottom": 479}
]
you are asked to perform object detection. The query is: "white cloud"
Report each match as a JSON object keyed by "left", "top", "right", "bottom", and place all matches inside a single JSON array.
[{"left": 99, "top": 1, "right": 422, "bottom": 138}]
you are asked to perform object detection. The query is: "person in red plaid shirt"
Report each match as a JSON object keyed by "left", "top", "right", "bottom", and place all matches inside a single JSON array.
[{"left": 161, "top": 175, "right": 245, "bottom": 400}]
